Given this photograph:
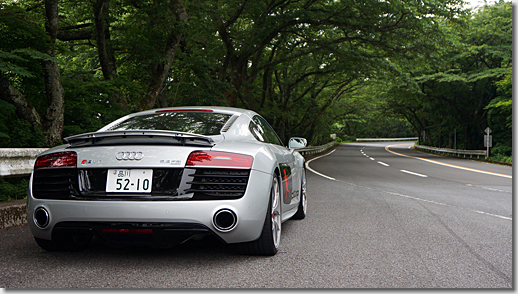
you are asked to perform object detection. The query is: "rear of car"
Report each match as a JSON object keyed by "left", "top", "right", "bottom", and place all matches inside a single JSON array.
[{"left": 27, "top": 107, "right": 275, "bottom": 251}]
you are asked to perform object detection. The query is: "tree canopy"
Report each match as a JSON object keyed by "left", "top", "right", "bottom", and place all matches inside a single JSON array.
[
  {"left": 0, "top": 0, "right": 511, "bottom": 152},
  {"left": 382, "top": 1, "right": 512, "bottom": 152}
]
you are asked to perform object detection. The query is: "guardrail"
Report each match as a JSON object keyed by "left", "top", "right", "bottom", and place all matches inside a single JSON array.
[
  {"left": 0, "top": 142, "right": 337, "bottom": 178},
  {"left": 356, "top": 137, "right": 418, "bottom": 142},
  {"left": 297, "top": 141, "right": 336, "bottom": 156},
  {"left": 0, "top": 148, "right": 49, "bottom": 177},
  {"left": 414, "top": 145, "right": 487, "bottom": 159}
]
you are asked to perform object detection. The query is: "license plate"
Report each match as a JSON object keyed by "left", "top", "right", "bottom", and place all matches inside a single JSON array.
[{"left": 106, "top": 169, "right": 153, "bottom": 193}]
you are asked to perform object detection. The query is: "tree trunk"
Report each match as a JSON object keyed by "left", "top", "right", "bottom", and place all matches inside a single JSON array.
[
  {"left": 139, "top": 0, "right": 188, "bottom": 111},
  {"left": 224, "top": 64, "right": 243, "bottom": 108},
  {"left": 42, "top": 0, "right": 65, "bottom": 147},
  {"left": 93, "top": 0, "right": 117, "bottom": 80},
  {"left": 0, "top": 73, "right": 42, "bottom": 129}
]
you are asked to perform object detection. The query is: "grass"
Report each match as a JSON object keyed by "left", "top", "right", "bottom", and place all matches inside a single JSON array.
[{"left": 488, "top": 155, "right": 512, "bottom": 165}]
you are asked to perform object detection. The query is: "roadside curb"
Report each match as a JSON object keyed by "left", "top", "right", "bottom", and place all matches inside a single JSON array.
[{"left": 0, "top": 199, "right": 27, "bottom": 230}]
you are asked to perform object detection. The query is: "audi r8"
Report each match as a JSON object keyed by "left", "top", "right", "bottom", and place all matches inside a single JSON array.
[{"left": 27, "top": 106, "right": 308, "bottom": 255}]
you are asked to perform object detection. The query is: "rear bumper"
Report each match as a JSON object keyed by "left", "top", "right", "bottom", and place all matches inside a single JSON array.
[{"left": 27, "top": 170, "right": 272, "bottom": 245}]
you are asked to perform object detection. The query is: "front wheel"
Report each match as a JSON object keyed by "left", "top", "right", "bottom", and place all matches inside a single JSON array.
[{"left": 236, "top": 175, "right": 281, "bottom": 256}]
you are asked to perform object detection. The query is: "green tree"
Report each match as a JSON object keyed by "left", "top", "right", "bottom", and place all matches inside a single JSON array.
[
  {"left": 0, "top": 0, "right": 481, "bottom": 148},
  {"left": 383, "top": 1, "right": 512, "bottom": 149},
  {"left": 0, "top": 0, "right": 65, "bottom": 147}
]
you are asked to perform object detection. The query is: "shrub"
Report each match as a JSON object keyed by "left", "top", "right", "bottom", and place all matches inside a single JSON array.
[
  {"left": 0, "top": 177, "right": 29, "bottom": 202},
  {"left": 490, "top": 154, "right": 512, "bottom": 164},
  {"left": 491, "top": 144, "right": 512, "bottom": 157}
]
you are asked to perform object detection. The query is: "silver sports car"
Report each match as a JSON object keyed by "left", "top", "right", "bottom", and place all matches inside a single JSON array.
[{"left": 27, "top": 106, "right": 307, "bottom": 255}]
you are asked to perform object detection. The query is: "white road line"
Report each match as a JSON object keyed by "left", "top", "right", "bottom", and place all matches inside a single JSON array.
[
  {"left": 386, "top": 144, "right": 512, "bottom": 179},
  {"left": 400, "top": 170, "right": 428, "bottom": 177},
  {"left": 306, "top": 150, "right": 336, "bottom": 181},
  {"left": 306, "top": 146, "right": 510, "bottom": 221},
  {"left": 466, "top": 184, "right": 511, "bottom": 194},
  {"left": 473, "top": 210, "right": 512, "bottom": 220},
  {"left": 382, "top": 190, "right": 511, "bottom": 221},
  {"left": 480, "top": 187, "right": 509, "bottom": 193},
  {"left": 378, "top": 161, "right": 389, "bottom": 167}
]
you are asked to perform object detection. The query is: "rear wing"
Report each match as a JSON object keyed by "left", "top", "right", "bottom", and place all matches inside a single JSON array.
[{"left": 64, "top": 130, "right": 215, "bottom": 147}]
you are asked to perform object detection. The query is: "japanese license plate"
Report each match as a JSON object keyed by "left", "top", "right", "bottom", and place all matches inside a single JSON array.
[{"left": 106, "top": 169, "right": 153, "bottom": 193}]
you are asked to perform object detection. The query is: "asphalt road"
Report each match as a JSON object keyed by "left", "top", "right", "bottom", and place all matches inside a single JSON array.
[{"left": 0, "top": 142, "right": 512, "bottom": 288}]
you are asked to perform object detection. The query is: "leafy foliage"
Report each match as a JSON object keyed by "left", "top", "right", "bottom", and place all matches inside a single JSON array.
[
  {"left": 0, "top": 177, "right": 29, "bottom": 201},
  {"left": 381, "top": 1, "right": 512, "bottom": 150},
  {"left": 0, "top": 100, "right": 45, "bottom": 147},
  {"left": 0, "top": 0, "right": 511, "bottom": 148}
]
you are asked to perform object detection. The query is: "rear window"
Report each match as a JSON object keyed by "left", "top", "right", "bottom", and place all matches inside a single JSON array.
[{"left": 107, "top": 111, "right": 232, "bottom": 136}]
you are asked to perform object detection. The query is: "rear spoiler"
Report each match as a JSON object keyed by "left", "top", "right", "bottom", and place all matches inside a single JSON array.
[{"left": 64, "top": 130, "right": 215, "bottom": 147}]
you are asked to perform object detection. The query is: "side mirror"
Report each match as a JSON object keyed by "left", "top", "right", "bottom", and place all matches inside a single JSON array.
[{"left": 289, "top": 137, "right": 307, "bottom": 149}]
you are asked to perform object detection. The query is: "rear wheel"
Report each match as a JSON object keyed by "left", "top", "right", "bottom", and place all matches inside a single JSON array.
[
  {"left": 236, "top": 175, "right": 281, "bottom": 256},
  {"left": 293, "top": 168, "right": 307, "bottom": 220}
]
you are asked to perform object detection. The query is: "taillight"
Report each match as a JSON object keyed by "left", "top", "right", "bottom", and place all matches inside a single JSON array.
[
  {"left": 34, "top": 152, "right": 77, "bottom": 169},
  {"left": 186, "top": 151, "right": 253, "bottom": 168}
]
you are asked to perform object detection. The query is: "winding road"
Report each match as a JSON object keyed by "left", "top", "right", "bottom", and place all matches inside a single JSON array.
[{"left": 0, "top": 142, "right": 512, "bottom": 288}]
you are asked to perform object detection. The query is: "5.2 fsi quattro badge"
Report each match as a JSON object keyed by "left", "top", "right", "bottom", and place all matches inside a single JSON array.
[{"left": 115, "top": 151, "right": 144, "bottom": 161}]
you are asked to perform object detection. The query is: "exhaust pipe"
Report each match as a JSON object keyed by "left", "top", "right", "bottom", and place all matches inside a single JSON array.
[
  {"left": 213, "top": 209, "right": 237, "bottom": 232},
  {"left": 34, "top": 207, "right": 50, "bottom": 229}
]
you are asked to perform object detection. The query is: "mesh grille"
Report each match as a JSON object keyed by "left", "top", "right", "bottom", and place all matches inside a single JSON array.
[
  {"left": 32, "top": 169, "right": 80, "bottom": 200},
  {"left": 185, "top": 169, "right": 250, "bottom": 199},
  {"left": 33, "top": 168, "right": 183, "bottom": 200},
  {"left": 32, "top": 167, "right": 250, "bottom": 201}
]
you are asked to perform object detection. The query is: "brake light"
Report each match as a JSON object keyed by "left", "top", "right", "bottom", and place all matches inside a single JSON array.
[
  {"left": 186, "top": 151, "right": 253, "bottom": 168},
  {"left": 155, "top": 109, "right": 213, "bottom": 113},
  {"left": 34, "top": 152, "right": 77, "bottom": 169}
]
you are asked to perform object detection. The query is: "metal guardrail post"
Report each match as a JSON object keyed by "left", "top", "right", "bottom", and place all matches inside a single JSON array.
[
  {"left": 414, "top": 145, "right": 486, "bottom": 159},
  {"left": 356, "top": 137, "right": 418, "bottom": 142},
  {"left": 297, "top": 141, "right": 336, "bottom": 156}
]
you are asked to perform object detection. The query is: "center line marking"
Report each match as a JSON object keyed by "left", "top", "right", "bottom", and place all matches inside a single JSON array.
[
  {"left": 306, "top": 145, "right": 511, "bottom": 221},
  {"left": 401, "top": 170, "right": 428, "bottom": 177}
]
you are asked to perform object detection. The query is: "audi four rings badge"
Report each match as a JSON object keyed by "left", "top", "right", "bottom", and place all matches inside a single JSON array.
[{"left": 116, "top": 151, "right": 144, "bottom": 160}]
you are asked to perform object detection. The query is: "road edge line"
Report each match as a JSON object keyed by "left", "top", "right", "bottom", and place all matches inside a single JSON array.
[
  {"left": 386, "top": 144, "right": 512, "bottom": 179},
  {"left": 306, "top": 149, "right": 336, "bottom": 181}
]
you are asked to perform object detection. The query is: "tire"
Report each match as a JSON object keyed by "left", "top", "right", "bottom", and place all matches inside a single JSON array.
[
  {"left": 34, "top": 233, "right": 92, "bottom": 252},
  {"left": 236, "top": 175, "right": 281, "bottom": 256},
  {"left": 293, "top": 168, "right": 307, "bottom": 220}
]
